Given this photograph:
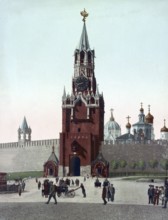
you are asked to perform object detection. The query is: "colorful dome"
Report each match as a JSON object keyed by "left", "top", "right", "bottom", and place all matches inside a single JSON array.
[
  {"left": 161, "top": 120, "right": 168, "bottom": 132},
  {"left": 126, "top": 122, "right": 131, "bottom": 129},
  {"left": 145, "top": 105, "right": 154, "bottom": 124},
  {"left": 126, "top": 115, "right": 131, "bottom": 129},
  {"left": 161, "top": 126, "right": 168, "bottom": 132}
]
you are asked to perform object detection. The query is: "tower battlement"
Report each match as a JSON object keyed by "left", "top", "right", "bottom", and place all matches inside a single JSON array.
[{"left": 0, "top": 139, "right": 59, "bottom": 149}]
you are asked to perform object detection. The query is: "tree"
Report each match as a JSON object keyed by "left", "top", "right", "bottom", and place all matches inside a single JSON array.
[
  {"left": 119, "top": 160, "right": 127, "bottom": 168},
  {"left": 111, "top": 160, "right": 119, "bottom": 170},
  {"left": 148, "top": 159, "right": 158, "bottom": 169},
  {"left": 128, "top": 161, "right": 137, "bottom": 169},
  {"left": 137, "top": 160, "right": 146, "bottom": 171},
  {"left": 160, "top": 159, "right": 168, "bottom": 176}
]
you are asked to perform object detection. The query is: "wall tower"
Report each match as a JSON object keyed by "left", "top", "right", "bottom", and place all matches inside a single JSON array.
[{"left": 18, "top": 116, "right": 31, "bottom": 145}]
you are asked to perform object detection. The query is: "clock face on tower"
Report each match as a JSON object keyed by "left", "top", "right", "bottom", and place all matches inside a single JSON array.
[{"left": 75, "top": 76, "right": 89, "bottom": 91}]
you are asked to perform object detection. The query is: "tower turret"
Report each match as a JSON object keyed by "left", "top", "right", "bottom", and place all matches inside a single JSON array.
[{"left": 18, "top": 116, "right": 31, "bottom": 143}]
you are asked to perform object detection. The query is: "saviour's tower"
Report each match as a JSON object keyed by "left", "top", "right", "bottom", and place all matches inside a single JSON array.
[{"left": 59, "top": 9, "right": 104, "bottom": 176}]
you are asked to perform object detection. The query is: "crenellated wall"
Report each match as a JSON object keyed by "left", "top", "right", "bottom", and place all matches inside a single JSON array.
[{"left": 0, "top": 139, "right": 60, "bottom": 172}]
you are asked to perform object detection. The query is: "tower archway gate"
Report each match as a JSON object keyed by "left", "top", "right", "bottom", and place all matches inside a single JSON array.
[{"left": 69, "top": 155, "right": 80, "bottom": 176}]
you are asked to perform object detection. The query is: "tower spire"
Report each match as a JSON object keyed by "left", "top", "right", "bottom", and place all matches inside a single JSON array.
[
  {"left": 77, "top": 9, "right": 90, "bottom": 51},
  {"left": 110, "top": 108, "right": 115, "bottom": 121}
]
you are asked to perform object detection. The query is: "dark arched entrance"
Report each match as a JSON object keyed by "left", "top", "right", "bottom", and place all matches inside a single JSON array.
[{"left": 70, "top": 155, "right": 80, "bottom": 176}]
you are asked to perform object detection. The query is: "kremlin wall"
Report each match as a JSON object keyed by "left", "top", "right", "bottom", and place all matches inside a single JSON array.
[
  {"left": 0, "top": 138, "right": 60, "bottom": 172},
  {"left": 0, "top": 111, "right": 168, "bottom": 174}
]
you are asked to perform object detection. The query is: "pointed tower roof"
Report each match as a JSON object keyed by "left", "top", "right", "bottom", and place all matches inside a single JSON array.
[
  {"left": 62, "top": 86, "right": 66, "bottom": 101},
  {"left": 76, "top": 9, "right": 90, "bottom": 51},
  {"left": 47, "top": 146, "right": 59, "bottom": 164},
  {"left": 91, "top": 151, "right": 109, "bottom": 166},
  {"left": 21, "top": 116, "right": 29, "bottom": 132}
]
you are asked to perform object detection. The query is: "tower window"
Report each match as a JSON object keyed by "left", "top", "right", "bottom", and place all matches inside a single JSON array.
[
  {"left": 75, "top": 53, "right": 77, "bottom": 64},
  {"left": 78, "top": 128, "right": 81, "bottom": 132},
  {"left": 88, "top": 52, "right": 91, "bottom": 63},
  {"left": 80, "top": 51, "right": 84, "bottom": 64}
]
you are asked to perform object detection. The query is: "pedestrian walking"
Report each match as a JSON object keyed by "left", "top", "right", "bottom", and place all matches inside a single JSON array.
[
  {"left": 45, "top": 182, "right": 57, "bottom": 204},
  {"left": 18, "top": 183, "right": 22, "bottom": 196},
  {"left": 110, "top": 184, "right": 115, "bottom": 202},
  {"left": 153, "top": 186, "right": 160, "bottom": 205},
  {"left": 162, "top": 185, "right": 168, "bottom": 208},
  {"left": 38, "top": 181, "right": 41, "bottom": 190},
  {"left": 22, "top": 181, "right": 26, "bottom": 192},
  {"left": 80, "top": 183, "right": 86, "bottom": 197},
  {"left": 102, "top": 185, "right": 107, "bottom": 205},
  {"left": 159, "top": 186, "right": 165, "bottom": 206},
  {"left": 148, "top": 185, "right": 154, "bottom": 204}
]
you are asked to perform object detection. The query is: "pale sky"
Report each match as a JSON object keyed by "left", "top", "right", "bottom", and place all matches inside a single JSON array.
[{"left": 0, "top": 0, "right": 168, "bottom": 142}]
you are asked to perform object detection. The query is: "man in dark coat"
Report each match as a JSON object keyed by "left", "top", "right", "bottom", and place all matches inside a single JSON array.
[
  {"left": 46, "top": 182, "right": 57, "bottom": 204},
  {"left": 148, "top": 185, "right": 154, "bottom": 204},
  {"left": 153, "top": 186, "right": 160, "bottom": 205},
  {"left": 162, "top": 186, "right": 168, "bottom": 208},
  {"left": 102, "top": 185, "right": 107, "bottom": 205},
  {"left": 80, "top": 183, "right": 86, "bottom": 197}
]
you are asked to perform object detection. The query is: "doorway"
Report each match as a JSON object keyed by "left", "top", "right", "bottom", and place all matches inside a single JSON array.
[{"left": 70, "top": 156, "right": 80, "bottom": 176}]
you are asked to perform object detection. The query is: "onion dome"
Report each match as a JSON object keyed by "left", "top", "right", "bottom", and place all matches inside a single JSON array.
[
  {"left": 161, "top": 119, "right": 168, "bottom": 132},
  {"left": 145, "top": 105, "right": 154, "bottom": 124},
  {"left": 126, "top": 116, "right": 131, "bottom": 129},
  {"left": 140, "top": 102, "right": 144, "bottom": 113}
]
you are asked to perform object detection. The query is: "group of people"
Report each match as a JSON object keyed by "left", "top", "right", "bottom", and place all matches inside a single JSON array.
[
  {"left": 42, "top": 177, "right": 86, "bottom": 204},
  {"left": 148, "top": 179, "right": 168, "bottom": 208},
  {"left": 102, "top": 179, "right": 115, "bottom": 205}
]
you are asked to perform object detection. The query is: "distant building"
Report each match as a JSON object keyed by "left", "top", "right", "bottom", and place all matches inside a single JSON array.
[
  {"left": 160, "top": 119, "right": 168, "bottom": 140},
  {"left": 132, "top": 104, "right": 154, "bottom": 142},
  {"left": 104, "top": 109, "right": 121, "bottom": 144},
  {"left": 116, "top": 115, "right": 135, "bottom": 144},
  {"left": 115, "top": 103, "right": 155, "bottom": 144},
  {"left": 43, "top": 146, "right": 59, "bottom": 177}
]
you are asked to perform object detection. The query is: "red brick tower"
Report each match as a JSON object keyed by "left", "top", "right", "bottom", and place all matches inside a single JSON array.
[{"left": 59, "top": 9, "right": 104, "bottom": 176}]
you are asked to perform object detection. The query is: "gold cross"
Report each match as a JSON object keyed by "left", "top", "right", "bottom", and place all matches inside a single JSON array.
[{"left": 126, "top": 115, "right": 131, "bottom": 123}]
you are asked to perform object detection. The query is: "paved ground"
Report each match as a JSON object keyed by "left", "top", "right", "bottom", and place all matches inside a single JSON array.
[
  {"left": 0, "top": 177, "right": 167, "bottom": 219},
  {"left": 0, "top": 202, "right": 167, "bottom": 220}
]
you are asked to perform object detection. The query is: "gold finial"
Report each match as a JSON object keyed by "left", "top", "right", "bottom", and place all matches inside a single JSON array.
[{"left": 80, "top": 8, "right": 89, "bottom": 22}]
